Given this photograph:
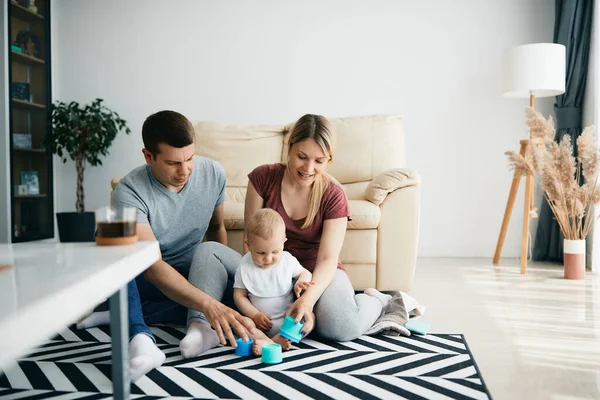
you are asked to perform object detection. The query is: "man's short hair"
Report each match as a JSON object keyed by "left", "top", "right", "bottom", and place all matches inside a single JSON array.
[
  {"left": 142, "top": 110, "right": 194, "bottom": 156},
  {"left": 247, "top": 208, "right": 285, "bottom": 241}
]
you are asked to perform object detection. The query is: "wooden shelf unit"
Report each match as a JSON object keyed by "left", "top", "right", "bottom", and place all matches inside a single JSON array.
[
  {"left": 14, "top": 147, "right": 47, "bottom": 153},
  {"left": 12, "top": 98, "right": 46, "bottom": 109},
  {"left": 9, "top": 2, "right": 44, "bottom": 22},
  {"left": 15, "top": 194, "right": 48, "bottom": 199},
  {"left": 6, "top": 0, "right": 53, "bottom": 243},
  {"left": 11, "top": 50, "right": 45, "bottom": 65}
]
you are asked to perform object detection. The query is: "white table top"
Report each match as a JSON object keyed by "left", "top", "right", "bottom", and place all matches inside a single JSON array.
[{"left": 0, "top": 241, "right": 160, "bottom": 370}]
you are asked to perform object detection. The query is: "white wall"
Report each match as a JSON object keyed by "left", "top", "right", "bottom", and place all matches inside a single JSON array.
[{"left": 53, "top": 0, "right": 555, "bottom": 257}]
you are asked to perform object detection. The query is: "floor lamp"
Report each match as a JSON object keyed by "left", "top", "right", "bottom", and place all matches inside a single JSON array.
[{"left": 493, "top": 43, "right": 566, "bottom": 273}]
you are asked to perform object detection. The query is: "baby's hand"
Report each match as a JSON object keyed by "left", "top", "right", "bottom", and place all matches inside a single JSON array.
[
  {"left": 252, "top": 312, "right": 272, "bottom": 331},
  {"left": 294, "top": 281, "right": 315, "bottom": 298}
]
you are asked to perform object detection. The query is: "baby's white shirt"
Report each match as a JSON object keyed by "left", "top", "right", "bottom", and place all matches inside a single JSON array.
[{"left": 234, "top": 251, "right": 303, "bottom": 297}]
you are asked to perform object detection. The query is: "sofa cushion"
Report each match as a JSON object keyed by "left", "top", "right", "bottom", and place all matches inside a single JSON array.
[
  {"left": 347, "top": 200, "right": 381, "bottom": 229},
  {"left": 342, "top": 230, "right": 377, "bottom": 264},
  {"left": 342, "top": 182, "right": 369, "bottom": 200},
  {"left": 282, "top": 114, "right": 405, "bottom": 184},
  {"left": 224, "top": 201, "right": 244, "bottom": 230},
  {"left": 193, "top": 121, "right": 285, "bottom": 187},
  {"left": 226, "top": 187, "right": 246, "bottom": 204}
]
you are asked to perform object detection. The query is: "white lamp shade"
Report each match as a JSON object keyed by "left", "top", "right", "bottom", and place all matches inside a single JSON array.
[{"left": 503, "top": 43, "right": 566, "bottom": 98}]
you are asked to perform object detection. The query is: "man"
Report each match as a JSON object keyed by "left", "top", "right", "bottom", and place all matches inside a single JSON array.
[{"left": 81, "top": 110, "right": 253, "bottom": 380}]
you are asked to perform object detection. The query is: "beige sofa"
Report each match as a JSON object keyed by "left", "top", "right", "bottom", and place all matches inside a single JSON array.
[{"left": 113, "top": 114, "right": 420, "bottom": 292}]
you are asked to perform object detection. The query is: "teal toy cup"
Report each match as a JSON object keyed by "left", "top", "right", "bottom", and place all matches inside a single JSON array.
[
  {"left": 235, "top": 337, "right": 253, "bottom": 356},
  {"left": 261, "top": 343, "right": 282, "bottom": 364},
  {"left": 278, "top": 315, "right": 304, "bottom": 343}
]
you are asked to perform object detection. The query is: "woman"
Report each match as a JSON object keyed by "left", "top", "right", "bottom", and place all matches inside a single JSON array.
[{"left": 244, "top": 114, "right": 391, "bottom": 340}]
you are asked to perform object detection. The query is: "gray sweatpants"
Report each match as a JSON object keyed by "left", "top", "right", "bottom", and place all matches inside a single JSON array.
[
  {"left": 314, "top": 269, "right": 383, "bottom": 341},
  {"left": 187, "top": 242, "right": 382, "bottom": 341},
  {"left": 187, "top": 241, "right": 242, "bottom": 326}
]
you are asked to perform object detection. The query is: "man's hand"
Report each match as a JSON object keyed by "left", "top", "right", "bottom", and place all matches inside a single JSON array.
[
  {"left": 252, "top": 312, "right": 272, "bottom": 332},
  {"left": 294, "top": 280, "right": 315, "bottom": 298},
  {"left": 203, "top": 297, "right": 255, "bottom": 347}
]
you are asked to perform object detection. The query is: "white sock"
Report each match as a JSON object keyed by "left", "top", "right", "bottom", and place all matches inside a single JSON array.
[
  {"left": 364, "top": 288, "right": 393, "bottom": 307},
  {"left": 179, "top": 323, "right": 220, "bottom": 358},
  {"left": 129, "top": 334, "right": 165, "bottom": 381},
  {"left": 76, "top": 311, "right": 110, "bottom": 330}
]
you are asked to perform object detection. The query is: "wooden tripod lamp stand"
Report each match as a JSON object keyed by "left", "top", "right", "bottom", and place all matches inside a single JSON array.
[{"left": 493, "top": 43, "right": 566, "bottom": 273}]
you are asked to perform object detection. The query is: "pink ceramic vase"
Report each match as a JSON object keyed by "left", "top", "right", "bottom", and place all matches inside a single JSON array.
[{"left": 563, "top": 239, "right": 585, "bottom": 280}]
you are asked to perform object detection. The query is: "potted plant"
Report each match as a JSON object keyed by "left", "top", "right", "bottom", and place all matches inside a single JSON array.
[
  {"left": 506, "top": 108, "right": 599, "bottom": 279},
  {"left": 46, "top": 98, "right": 131, "bottom": 242}
]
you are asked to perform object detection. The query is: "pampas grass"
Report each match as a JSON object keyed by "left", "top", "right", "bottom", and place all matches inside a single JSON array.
[{"left": 505, "top": 108, "right": 599, "bottom": 240}]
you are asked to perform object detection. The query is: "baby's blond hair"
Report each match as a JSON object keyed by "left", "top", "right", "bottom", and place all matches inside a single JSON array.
[{"left": 246, "top": 208, "right": 285, "bottom": 242}]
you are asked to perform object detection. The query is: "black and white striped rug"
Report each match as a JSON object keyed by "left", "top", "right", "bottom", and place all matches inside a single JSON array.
[{"left": 0, "top": 325, "right": 491, "bottom": 399}]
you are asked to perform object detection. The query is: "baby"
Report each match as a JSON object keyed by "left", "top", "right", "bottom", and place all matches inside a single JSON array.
[{"left": 234, "top": 208, "right": 314, "bottom": 355}]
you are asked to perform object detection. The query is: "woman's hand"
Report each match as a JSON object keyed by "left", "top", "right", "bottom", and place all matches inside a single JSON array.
[
  {"left": 285, "top": 296, "right": 316, "bottom": 337},
  {"left": 294, "top": 280, "right": 315, "bottom": 298},
  {"left": 202, "top": 297, "right": 255, "bottom": 347},
  {"left": 252, "top": 312, "right": 272, "bottom": 331}
]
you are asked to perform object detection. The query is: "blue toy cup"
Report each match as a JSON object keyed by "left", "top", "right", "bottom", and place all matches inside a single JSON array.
[
  {"left": 235, "top": 337, "right": 253, "bottom": 356},
  {"left": 261, "top": 343, "right": 282, "bottom": 364},
  {"left": 278, "top": 315, "right": 304, "bottom": 343}
]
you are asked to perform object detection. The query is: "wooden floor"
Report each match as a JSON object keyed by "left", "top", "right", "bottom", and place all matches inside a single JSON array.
[{"left": 410, "top": 258, "right": 600, "bottom": 400}]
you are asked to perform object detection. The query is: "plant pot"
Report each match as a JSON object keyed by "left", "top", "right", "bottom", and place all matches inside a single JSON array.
[
  {"left": 563, "top": 239, "right": 585, "bottom": 280},
  {"left": 56, "top": 212, "right": 96, "bottom": 243}
]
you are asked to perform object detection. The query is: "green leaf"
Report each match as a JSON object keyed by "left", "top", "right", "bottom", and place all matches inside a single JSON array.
[{"left": 47, "top": 98, "right": 131, "bottom": 210}]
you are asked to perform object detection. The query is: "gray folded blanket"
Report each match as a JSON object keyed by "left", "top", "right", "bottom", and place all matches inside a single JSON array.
[{"left": 364, "top": 292, "right": 410, "bottom": 337}]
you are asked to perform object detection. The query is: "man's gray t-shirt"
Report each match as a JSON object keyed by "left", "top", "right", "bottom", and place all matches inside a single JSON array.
[{"left": 112, "top": 156, "right": 226, "bottom": 270}]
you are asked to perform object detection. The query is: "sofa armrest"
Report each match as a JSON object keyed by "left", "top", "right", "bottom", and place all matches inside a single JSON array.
[
  {"left": 365, "top": 168, "right": 421, "bottom": 206},
  {"left": 111, "top": 177, "right": 123, "bottom": 191},
  {"left": 376, "top": 180, "right": 420, "bottom": 292}
]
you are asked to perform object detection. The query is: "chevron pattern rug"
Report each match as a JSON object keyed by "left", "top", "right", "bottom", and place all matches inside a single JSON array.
[{"left": 0, "top": 325, "right": 491, "bottom": 399}]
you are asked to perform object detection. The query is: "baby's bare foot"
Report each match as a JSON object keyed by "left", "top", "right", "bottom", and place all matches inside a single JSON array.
[
  {"left": 272, "top": 334, "right": 292, "bottom": 351},
  {"left": 252, "top": 338, "right": 274, "bottom": 356}
]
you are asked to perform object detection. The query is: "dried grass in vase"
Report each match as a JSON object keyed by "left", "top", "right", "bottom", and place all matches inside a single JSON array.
[{"left": 505, "top": 107, "right": 599, "bottom": 241}]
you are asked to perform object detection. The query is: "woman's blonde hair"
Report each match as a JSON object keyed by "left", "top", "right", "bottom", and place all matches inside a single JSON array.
[{"left": 287, "top": 114, "right": 334, "bottom": 229}]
